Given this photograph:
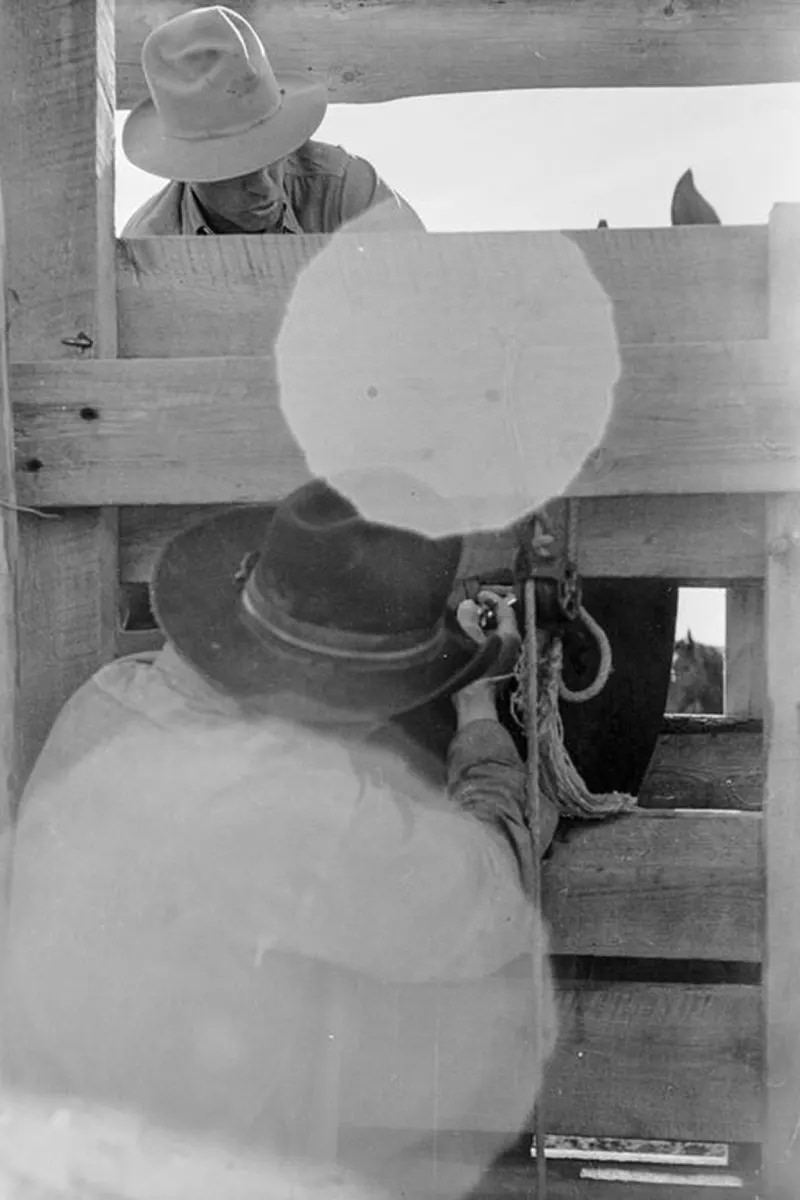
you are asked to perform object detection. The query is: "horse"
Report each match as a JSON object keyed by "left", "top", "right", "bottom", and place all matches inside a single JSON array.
[{"left": 667, "top": 631, "right": 725, "bottom": 714}]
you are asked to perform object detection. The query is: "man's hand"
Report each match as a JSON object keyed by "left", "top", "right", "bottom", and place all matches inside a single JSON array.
[{"left": 453, "top": 589, "right": 520, "bottom": 727}]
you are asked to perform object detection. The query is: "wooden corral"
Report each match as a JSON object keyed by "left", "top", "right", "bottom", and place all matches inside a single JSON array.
[{"left": 1, "top": 3, "right": 799, "bottom": 1198}]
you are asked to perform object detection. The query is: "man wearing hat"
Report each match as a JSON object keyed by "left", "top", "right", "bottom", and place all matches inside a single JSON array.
[
  {"left": 2, "top": 478, "right": 557, "bottom": 1200},
  {"left": 122, "top": 6, "right": 424, "bottom": 236}
]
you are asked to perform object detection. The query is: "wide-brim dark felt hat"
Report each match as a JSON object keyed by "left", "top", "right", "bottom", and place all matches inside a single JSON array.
[{"left": 151, "top": 481, "right": 506, "bottom": 719}]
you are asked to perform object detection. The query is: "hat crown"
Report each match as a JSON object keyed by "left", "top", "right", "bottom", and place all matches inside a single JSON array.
[
  {"left": 141, "top": 6, "right": 283, "bottom": 142},
  {"left": 247, "top": 480, "right": 463, "bottom": 647}
]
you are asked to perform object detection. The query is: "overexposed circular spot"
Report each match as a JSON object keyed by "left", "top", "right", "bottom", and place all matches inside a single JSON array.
[{"left": 277, "top": 214, "right": 619, "bottom": 535}]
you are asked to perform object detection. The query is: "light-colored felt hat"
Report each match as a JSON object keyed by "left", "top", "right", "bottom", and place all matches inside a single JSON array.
[{"left": 122, "top": 6, "right": 328, "bottom": 182}]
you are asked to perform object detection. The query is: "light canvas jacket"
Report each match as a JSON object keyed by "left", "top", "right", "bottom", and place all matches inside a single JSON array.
[
  {"left": 2, "top": 646, "right": 555, "bottom": 1199},
  {"left": 122, "top": 141, "right": 425, "bottom": 236}
]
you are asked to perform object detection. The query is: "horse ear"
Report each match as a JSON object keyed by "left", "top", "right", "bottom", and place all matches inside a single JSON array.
[
  {"left": 597, "top": 218, "right": 609, "bottom": 229},
  {"left": 686, "top": 629, "right": 695, "bottom": 648},
  {"left": 671, "top": 169, "right": 721, "bottom": 226}
]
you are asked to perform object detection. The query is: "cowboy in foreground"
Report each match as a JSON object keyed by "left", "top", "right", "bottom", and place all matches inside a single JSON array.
[
  {"left": 121, "top": 6, "right": 423, "bottom": 236},
  {"left": 2, "top": 478, "right": 557, "bottom": 1200}
]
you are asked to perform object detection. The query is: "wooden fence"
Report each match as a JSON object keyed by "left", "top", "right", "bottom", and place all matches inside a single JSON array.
[{"left": 1, "top": 2, "right": 799, "bottom": 1197}]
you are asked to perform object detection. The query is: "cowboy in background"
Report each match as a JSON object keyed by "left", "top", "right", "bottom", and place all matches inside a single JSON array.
[
  {"left": 1, "top": 477, "right": 557, "bottom": 1200},
  {"left": 121, "top": 6, "right": 424, "bottom": 236}
]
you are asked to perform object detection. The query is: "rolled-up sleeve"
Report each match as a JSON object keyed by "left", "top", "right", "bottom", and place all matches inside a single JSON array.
[
  {"left": 447, "top": 719, "right": 536, "bottom": 896},
  {"left": 290, "top": 734, "right": 541, "bottom": 985}
]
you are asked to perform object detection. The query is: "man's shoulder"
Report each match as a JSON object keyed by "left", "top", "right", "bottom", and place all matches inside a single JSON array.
[
  {"left": 286, "top": 140, "right": 358, "bottom": 180},
  {"left": 121, "top": 181, "right": 186, "bottom": 236}
]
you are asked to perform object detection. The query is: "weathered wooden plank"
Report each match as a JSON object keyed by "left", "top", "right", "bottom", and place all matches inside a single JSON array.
[
  {"left": 470, "top": 1160, "right": 758, "bottom": 1200},
  {"left": 116, "top": 228, "right": 768, "bottom": 359},
  {"left": 11, "top": 340, "right": 800, "bottom": 506},
  {"left": 0, "top": 0, "right": 119, "bottom": 780},
  {"left": 763, "top": 201, "right": 800, "bottom": 1200},
  {"left": 725, "top": 585, "right": 765, "bottom": 719},
  {"left": 763, "top": 495, "right": 800, "bottom": 1199},
  {"left": 575, "top": 340, "right": 800, "bottom": 498},
  {"left": 543, "top": 811, "right": 762, "bottom": 961},
  {"left": 574, "top": 495, "right": 766, "bottom": 583},
  {"left": 338, "top": 981, "right": 762, "bottom": 1142},
  {"left": 0, "top": 4, "right": 115, "bottom": 362},
  {"left": 115, "top": 0, "right": 800, "bottom": 106},
  {"left": 15, "top": 509, "right": 118, "bottom": 768},
  {"left": 119, "top": 494, "right": 768, "bottom": 586},
  {"left": 120, "top": 505, "right": 251, "bottom": 581},
  {"left": 116, "top": 627, "right": 164, "bottom": 658},
  {"left": 768, "top": 203, "right": 800, "bottom": 341},
  {"left": 0, "top": 183, "right": 20, "bottom": 851},
  {"left": 547, "top": 981, "right": 762, "bottom": 1141},
  {"left": 336, "top": 1131, "right": 759, "bottom": 1199},
  {"left": 640, "top": 718, "right": 763, "bottom": 812}
]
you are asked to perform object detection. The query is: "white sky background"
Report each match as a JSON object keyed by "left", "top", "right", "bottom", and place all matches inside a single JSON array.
[{"left": 115, "top": 82, "right": 800, "bottom": 645}]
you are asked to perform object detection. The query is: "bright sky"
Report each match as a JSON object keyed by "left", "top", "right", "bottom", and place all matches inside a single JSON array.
[{"left": 115, "top": 82, "right": 800, "bottom": 644}]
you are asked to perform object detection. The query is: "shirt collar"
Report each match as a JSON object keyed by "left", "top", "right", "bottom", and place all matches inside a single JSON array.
[{"left": 182, "top": 183, "right": 302, "bottom": 236}]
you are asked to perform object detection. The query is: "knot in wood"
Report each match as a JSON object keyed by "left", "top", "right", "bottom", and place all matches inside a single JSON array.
[{"left": 768, "top": 532, "right": 800, "bottom": 558}]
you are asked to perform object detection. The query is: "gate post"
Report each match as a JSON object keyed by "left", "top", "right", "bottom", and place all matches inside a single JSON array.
[{"left": 0, "top": 0, "right": 119, "bottom": 781}]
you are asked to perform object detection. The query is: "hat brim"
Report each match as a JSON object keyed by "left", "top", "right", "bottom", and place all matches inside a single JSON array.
[
  {"left": 151, "top": 506, "right": 505, "bottom": 720},
  {"left": 122, "top": 75, "right": 328, "bottom": 182}
]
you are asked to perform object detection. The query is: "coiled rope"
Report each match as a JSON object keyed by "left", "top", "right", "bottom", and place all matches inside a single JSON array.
[
  {"left": 557, "top": 604, "right": 613, "bottom": 703},
  {"left": 510, "top": 611, "right": 637, "bottom": 819}
]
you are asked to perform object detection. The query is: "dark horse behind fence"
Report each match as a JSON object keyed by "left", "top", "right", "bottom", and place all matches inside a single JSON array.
[{"left": 667, "top": 632, "right": 724, "bottom": 714}]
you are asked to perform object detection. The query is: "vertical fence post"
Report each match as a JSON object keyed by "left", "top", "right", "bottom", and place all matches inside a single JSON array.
[
  {"left": 763, "top": 202, "right": 800, "bottom": 1199},
  {"left": 725, "top": 584, "right": 764, "bottom": 718},
  {"left": 0, "top": 0, "right": 119, "bottom": 783},
  {"left": 0, "top": 181, "right": 21, "bottom": 905}
]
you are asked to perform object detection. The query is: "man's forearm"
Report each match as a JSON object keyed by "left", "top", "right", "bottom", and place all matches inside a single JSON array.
[{"left": 446, "top": 716, "right": 537, "bottom": 894}]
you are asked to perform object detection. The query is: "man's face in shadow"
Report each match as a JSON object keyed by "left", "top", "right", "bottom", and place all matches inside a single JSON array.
[{"left": 192, "top": 163, "right": 287, "bottom": 233}]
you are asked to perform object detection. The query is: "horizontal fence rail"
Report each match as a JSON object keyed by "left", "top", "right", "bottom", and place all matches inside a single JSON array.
[
  {"left": 116, "top": 1, "right": 800, "bottom": 105},
  {"left": 11, "top": 340, "right": 800, "bottom": 505},
  {"left": 543, "top": 810, "right": 762, "bottom": 961},
  {"left": 119, "top": 494, "right": 769, "bottom": 585},
  {"left": 116, "top": 227, "right": 769, "bottom": 358},
  {"left": 337, "top": 972, "right": 762, "bottom": 1141}
]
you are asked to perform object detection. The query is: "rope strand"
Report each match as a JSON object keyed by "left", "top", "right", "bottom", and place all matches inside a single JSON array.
[
  {"left": 509, "top": 614, "right": 637, "bottom": 819},
  {"left": 0, "top": 498, "right": 60, "bottom": 520}
]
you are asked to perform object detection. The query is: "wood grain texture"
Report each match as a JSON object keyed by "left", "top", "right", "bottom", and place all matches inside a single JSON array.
[
  {"left": 725, "top": 584, "right": 765, "bottom": 718},
  {"left": 543, "top": 810, "right": 762, "bottom": 961},
  {"left": 768, "top": 204, "right": 800, "bottom": 341},
  {"left": 119, "top": 494, "right": 768, "bottom": 585},
  {"left": 0, "top": 2, "right": 115, "bottom": 362},
  {"left": 0, "top": 0, "right": 119, "bottom": 780},
  {"left": 639, "top": 719, "right": 763, "bottom": 811},
  {"left": 337, "top": 1129, "right": 760, "bottom": 1199},
  {"left": 576, "top": 340, "right": 800, "bottom": 497},
  {"left": 11, "top": 340, "right": 800, "bottom": 506},
  {"left": 115, "top": 0, "right": 800, "bottom": 106},
  {"left": 763, "top": 200, "right": 800, "bottom": 1200},
  {"left": 763, "top": 496, "right": 800, "bottom": 1199},
  {"left": 574, "top": 495, "right": 766, "bottom": 582},
  {"left": 467, "top": 1160, "right": 758, "bottom": 1199},
  {"left": 116, "top": 227, "right": 768, "bottom": 359},
  {"left": 338, "top": 980, "right": 762, "bottom": 1142},
  {"left": 548, "top": 980, "right": 763, "bottom": 1142},
  {"left": 0, "top": 182, "right": 21, "bottom": 849}
]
